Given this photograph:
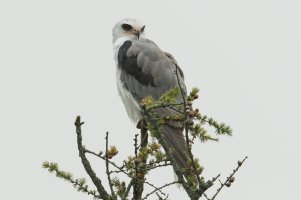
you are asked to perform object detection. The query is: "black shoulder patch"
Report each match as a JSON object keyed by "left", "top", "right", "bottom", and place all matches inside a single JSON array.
[{"left": 118, "top": 40, "right": 155, "bottom": 86}]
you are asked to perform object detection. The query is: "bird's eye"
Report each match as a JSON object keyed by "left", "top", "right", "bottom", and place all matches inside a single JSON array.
[{"left": 121, "top": 24, "right": 132, "bottom": 31}]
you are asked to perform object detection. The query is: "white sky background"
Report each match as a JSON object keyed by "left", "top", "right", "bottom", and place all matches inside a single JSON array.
[{"left": 0, "top": 0, "right": 300, "bottom": 199}]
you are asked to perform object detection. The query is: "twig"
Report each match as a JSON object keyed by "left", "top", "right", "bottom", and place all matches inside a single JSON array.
[
  {"left": 156, "top": 192, "right": 169, "bottom": 200},
  {"left": 211, "top": 174, "right": 221, "bottom": 184},
  {"left": 105, "top": 132, "right": 116, "bottom": 197},
  {"left": 134, "top": 133, "right": 139, "bottom": 174},
  {"left": 74, "top": 116, "right": 110, "bottom": 200},
  {"left": 132, "top": 134, "right": 140, "bottom": 200},
  {"left": 145, "top": 162, "right": 172, "bottom": 171},
  {"left": 143, "top": 180, "right": 167, "bottom": 197},
  {"left": 109, "top": 169, "right": 126, "bottom": 174},
  {"left": 201, "top": 174, "right": 223, "bottom": 200},
  {"left": 42, "top": 161, "right": 101, "bottom": 199},
  {"left": 125, "top": 178, "right": 169, "bottom": 199},
  {"left": 122, "top": 179, "right": 134, "bottom": 200},
  {"left": 141, "top": 181, "right": 180, "bottom": 200},
  {"left": 210, "top": 156, "right": 248, "bottom": 200},
  {"left": 203, "top": 193, "right": 210, "bottom": 200},
  {"left": 84, "top": 149, "right": 128, "bottom": 175},
  {"left": 146, "top": 102, "right": 185, "bottom": 113}
]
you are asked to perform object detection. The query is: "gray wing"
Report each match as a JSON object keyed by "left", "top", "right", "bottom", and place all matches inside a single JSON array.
[
  {"left": 117, "top": 39, "right": 186, "bottom": 101},
  {"left": 118, "top": 39, "right": 195, "bottom": 180}
]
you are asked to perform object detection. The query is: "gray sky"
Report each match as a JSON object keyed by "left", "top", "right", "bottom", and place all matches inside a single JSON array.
[{"left": 0, "top": 0, "right": 300, "bottom": 199}]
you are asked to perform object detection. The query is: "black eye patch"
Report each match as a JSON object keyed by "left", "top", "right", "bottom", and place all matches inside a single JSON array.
[{"left": 121, "top": 24, "right": 132, "bottom": 31}]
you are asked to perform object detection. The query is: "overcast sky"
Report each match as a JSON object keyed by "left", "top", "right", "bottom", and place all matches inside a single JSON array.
[{"left": 0, "top": 0, "right": 300, "bottom": 199}]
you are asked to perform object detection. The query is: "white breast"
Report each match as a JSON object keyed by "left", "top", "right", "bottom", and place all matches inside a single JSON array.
[
  {"left": 115, "top": 69, "right": 142, "bottom": 124},
  {"left": 113, "top": 37, "right": 142, "bottom": 124}
]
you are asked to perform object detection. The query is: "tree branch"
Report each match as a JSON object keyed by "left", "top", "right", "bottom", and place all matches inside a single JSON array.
[
  {"left": 84, "top": 149, "right": 129, "bottom": 176},
  {"left": 210, "top": 156, "right": 248, "bottom": 200},
  {"left": 141, "top": 181, "right": 180, "bottom": 200},
  {"left": 105, "top": 132, "right": 116, "bottom": 198},
  {"left": 42, "top": 161, "right": 101, "bottom": 199},
  {"left": 74, "top": 116, "right": 111, "bottom": 200}
]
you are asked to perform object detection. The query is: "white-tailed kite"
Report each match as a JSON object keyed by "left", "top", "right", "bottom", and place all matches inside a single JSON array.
[{"left": 112, "top": 18, "right": 191, "bottom": 178}]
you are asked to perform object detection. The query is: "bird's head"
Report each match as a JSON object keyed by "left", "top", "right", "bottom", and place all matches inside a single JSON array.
[{"left": 112, "top": 18, "right": 146, "bottom": 43}]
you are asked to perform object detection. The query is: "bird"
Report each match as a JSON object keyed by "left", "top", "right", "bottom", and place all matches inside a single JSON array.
[{"left": 112, "top": 18, "right": 193, "bottom": 180}]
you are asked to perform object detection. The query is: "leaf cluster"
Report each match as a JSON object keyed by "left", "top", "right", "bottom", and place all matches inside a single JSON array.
[
  {"left": 142, "top": 86, "right": 232, "bottom": 144},
  {"left": 123, "top": 142, "right": 169, "bottom": 177},
  {"left": 42, "top": 161, "right": 99, "bottom": 198}
]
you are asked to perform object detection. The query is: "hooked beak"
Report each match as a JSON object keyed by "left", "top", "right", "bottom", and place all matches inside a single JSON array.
[
  {"left": 135, "top": 31, "right": 140, "bottom": 39},
  {"left": 134, "top": 26, "right": 145, "bottom": 40}
]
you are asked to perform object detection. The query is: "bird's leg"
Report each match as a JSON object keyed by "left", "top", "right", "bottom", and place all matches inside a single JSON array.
[
  {"left": 136, "top": 119, "right": 143, "bottom": 129},
  {"left": 136, "top": 119, "right": 148, "bottom": 147},
  {"left": 139, "top": 119, "right": 148, "bottom": 146}
]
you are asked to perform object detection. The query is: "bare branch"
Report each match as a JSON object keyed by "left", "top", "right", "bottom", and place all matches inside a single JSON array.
[
  {"left": 203, "top": 193, "right": 210, "bottom": 200},
  {"left": 142, "top": 181, "right": 180, "bottom": 200},
  {"left": 105, "top": 132, "right": 116, "bottom": 197},
  {"left": 210, "top": 156, "right": 248, "bottom": 200},
  {"left": 144, "top": 180, "right": 167, "bottom": 197},
  {"left": 145, "top": 161, "right": 172, "bottom": 171},
  {"left": 84, "top": 149, "right": 128, "bottom": 176},
  {"left": 74, "top": 116, "right": 110, "bottom": 200}
]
